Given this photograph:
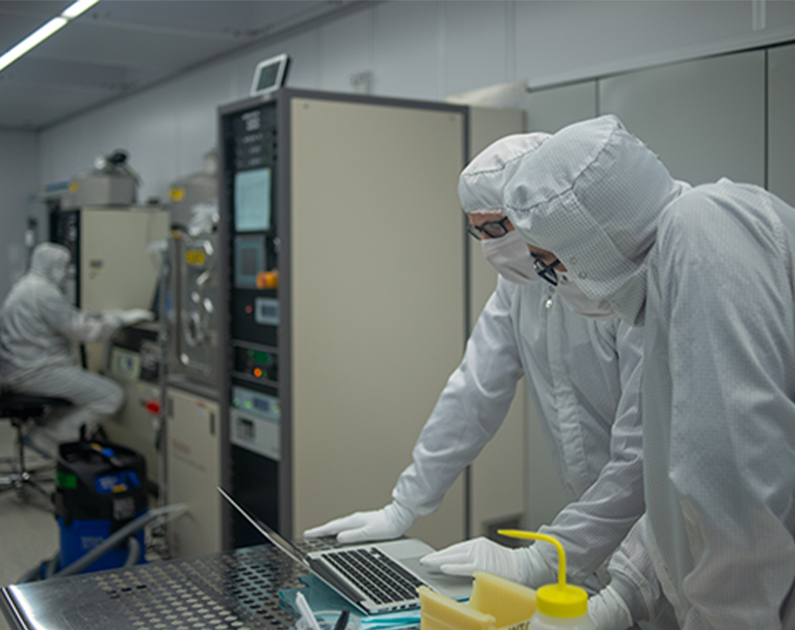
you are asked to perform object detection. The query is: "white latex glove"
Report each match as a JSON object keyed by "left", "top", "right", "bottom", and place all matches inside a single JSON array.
[
  {"left": 303, "top": 501, "right": 417, "bottom": 544},
  {"left": 588, "top": 585, "right": 633, "bottom": 630},
  {"left": 420, "top": 537, "right": 530, "bottom": 584},
  {"left": 117, "top": 309, "right": 156, "bottom": 326}
]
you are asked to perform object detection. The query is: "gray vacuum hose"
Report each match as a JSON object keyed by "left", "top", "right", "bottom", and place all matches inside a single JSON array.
[
  {"left": 52, "top": 503, "right": 188, "bottom": 578},
  {"left": 34, "top": 535, "right": 141, "bottom": 580},
  {"left": 15, "top": 503, "right": 188, "bottom": 583},
  {"left": 123, "top": 535, "right": 142, "bottom": 567}
]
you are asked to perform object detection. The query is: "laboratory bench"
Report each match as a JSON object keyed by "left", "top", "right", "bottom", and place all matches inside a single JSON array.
[{"left": 1, "top": 544, "right": 310, "bottom": 630}]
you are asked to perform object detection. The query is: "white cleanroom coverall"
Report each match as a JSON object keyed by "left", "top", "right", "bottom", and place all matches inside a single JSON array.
[
  {"left": 504, "top": 114, "right": 795, "bottom": 630},
  {"left": 0, "top": 242, "right": 150, "bottom": 452},
  {"left": 397, "top": 274, "right": 645, "bottom": 589},
  {"left": 307, "top": 133, "right": 647, "bottom": 598}
]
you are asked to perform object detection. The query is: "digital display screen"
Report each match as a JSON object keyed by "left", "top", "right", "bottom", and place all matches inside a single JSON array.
[
  {"left": 240, "top": 248, "right": 258, "bottom": 276},
  {"left": 249, "top": 53, "right": 289, "bottom": 97},
  {"left": 234, "top": 236, "right": 266, "bottom": 288},
  {"left": 256, "top": 64, "right": 280, "bottom": 92},
  {"left": 234, "top": 168, "right": 271, "bottom": 232},
  {"left": 254, "top": 398, "right": 272, "bottom": 413}
]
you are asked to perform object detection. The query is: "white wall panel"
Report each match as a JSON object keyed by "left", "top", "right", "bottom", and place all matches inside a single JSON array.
[
  {"left": 599, "top": 51, "right": 765, "bottom": 187},
  {"left": 279, "top": 31, "right": 321, "bottom": 92},
  {"left": 524, "top": 81, "right": 597, "bottom": 133},
  {"left": 767, "top": 1, "right": 795, "bottom": 29},
  {"left": 171, "top": 62, "right": 236, "bottom": 178},
  {"left": 374, "top": 1, "right": 441, "bottom": 101},
  {"left": 98, "top": 89, "right": 179, "bottom": 204},
  {"left": 442, "top": 1, "right": 508, "bottom": 96},
  {"left": 40, "top": 111, "right": 114, "bottom": 185},
  {"left": 768, "top": 43, "right": 795, "bottom": 207},
  {"left": 0, "top": 130, "right": 38, "bottom": 300},
  {"left": 517, "top": 0, "right": 753, "bottom": 86},
  {"left": 318, "top": 8, "right": 373, "bottom": 94}
]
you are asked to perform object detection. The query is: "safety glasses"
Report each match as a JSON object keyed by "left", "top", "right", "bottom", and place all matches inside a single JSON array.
[
  {"left": 466, "top": 216, "right": 511, "bottom": 240},
  {"left": 531, "top": 254, "right": 561, "bottom": 286}
]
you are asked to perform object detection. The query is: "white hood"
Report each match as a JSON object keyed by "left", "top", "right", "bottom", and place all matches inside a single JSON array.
[
  {"left": 29, "top": 242, "right": 71, "bottom": 290},
  {"left": 458, "top": 132, "right": 551, "bottom": 213},
  {"left": 504, "top": 115, "right": 690, "bottom": 325}
]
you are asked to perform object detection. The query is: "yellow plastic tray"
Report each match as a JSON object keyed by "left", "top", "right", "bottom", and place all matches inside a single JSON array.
[{"left": 419, "top": 571, "right": 537, "bottom": 630}]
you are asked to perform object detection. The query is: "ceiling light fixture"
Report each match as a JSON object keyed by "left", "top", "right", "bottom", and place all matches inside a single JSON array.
[
  {"left": 0, "top": 0, "right": 101, "bottom": 73},
  {"left": 61, "top": 0, "right": 101, "bottom": 20}
]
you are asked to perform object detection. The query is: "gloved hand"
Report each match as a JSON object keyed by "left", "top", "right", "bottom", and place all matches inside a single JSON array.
[
  {"left": 117, "top": 309, "right": 156, "bottom": 326},
  {"left": 420, "top": 537, "right": 530, "bottom": 584},
  {"left": 303, "top": 501, "right": 417, "bottom": 544},
  {"left": 588, "top": 585, "right": 633, "bottom": 630}
]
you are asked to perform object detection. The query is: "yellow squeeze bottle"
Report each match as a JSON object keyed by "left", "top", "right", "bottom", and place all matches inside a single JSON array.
[{"left": 498, "top": 530, "right": 596, "bottom": 630}]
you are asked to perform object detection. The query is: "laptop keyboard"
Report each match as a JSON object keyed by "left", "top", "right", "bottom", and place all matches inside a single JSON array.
[{"left": 322, "top": 547, "right": 427, "bottom": 605}]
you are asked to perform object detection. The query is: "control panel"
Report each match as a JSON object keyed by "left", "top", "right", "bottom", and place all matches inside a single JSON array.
[
  {"left": 221, "top": 99, "right": 282, "bottom": 540},
  {"left": 230, "top": 386, "right": 281, "bottom": 461}
]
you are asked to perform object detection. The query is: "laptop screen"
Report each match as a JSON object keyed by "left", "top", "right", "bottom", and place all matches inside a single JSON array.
[{"left": 218, "top": 487, "right": 308, "bottom": 569}]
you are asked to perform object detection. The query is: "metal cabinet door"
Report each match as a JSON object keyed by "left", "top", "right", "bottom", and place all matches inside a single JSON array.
[{"left": 166, "top": 386, "right": 221, "bottom": 557}]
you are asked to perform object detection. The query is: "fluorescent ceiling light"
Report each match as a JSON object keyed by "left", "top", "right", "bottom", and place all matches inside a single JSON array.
[
  {"left": 62, "top": 0, "right": 101, "bottom": 20},
  {"left": 0, "top": 17, "right": 67, "bottom": 72},
  {"left": 0, "top": 0, "right": 101, "bottom": 73}
]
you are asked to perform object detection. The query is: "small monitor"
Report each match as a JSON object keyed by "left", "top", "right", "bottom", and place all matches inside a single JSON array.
[
  {"left": 234, "top": 168, "right": 271, "bottom": 232},
  {"left": 249, "top": 53, "right": 290, "bottom": 97}
]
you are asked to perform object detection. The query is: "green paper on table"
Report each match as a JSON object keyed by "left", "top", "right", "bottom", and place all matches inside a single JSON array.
[{"left": 279, "top": 574, "right": 424, "bottom": 629}]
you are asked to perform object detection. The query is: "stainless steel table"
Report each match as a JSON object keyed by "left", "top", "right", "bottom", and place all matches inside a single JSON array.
[{"left": 2, "top": 545, "right": 309, "bottom": 630}]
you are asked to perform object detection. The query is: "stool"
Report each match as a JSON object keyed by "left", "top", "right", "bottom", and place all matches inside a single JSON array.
[{"left": 0, "top": 391, "right": 71, "bottom": 500}]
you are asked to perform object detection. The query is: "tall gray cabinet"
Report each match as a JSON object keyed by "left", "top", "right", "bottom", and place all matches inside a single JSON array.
[{"left": 219, "top": 90, "right": 469, "bottom": 550}]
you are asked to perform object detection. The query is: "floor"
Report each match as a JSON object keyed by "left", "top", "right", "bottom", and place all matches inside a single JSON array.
[{"left": 0, "top": 421, "right": 60, "bottom": 630}]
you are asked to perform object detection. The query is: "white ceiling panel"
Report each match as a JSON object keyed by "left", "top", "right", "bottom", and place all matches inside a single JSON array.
[
  {"left": 33, "top": 19, "right": 243, "bottom": 71},
  {"left": 0, "top": 82, "right": 108, "bottom": 128},
  {"left": 0, "top": 0, "right": 368, "bottom": 130}
]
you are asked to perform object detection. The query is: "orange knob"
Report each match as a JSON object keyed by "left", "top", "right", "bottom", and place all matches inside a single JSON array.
[{"left": 256, "top": 270, "right": 279, "bottom": 289}]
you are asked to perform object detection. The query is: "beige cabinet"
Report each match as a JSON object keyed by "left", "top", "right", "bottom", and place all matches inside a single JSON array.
[
  {"left": 75, "top": 207, "right": 169, "bottom": 371},
  {"left": 286, "top": 97, "right": 467, "bottom": 550},
  {"left": 166, "top": 385, "right": 221, "bottom": 557}
]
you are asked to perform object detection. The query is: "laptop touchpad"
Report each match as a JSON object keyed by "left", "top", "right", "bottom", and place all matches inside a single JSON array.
[{"left": 376, "top": 539, "right": 472, "bottom": 600}]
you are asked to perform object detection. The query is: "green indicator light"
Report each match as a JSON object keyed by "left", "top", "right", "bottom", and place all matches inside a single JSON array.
[
  {"left": 57, "top": 471, "right": 78, "bottom": 490},
  {"left": 253, "top": 351, "right": 271, "bottom": 363},
  {"left": 244, "top": 401, "right": 253, "bottom": 409}
]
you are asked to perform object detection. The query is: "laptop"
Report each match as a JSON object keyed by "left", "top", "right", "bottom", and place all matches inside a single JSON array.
[{"left": 218, "top": 487, "right": 472, "bottom": 615}]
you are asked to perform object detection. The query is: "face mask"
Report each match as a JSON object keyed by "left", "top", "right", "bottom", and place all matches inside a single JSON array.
[
  {"left": 556, "top": 271, "right": 615, "bottom": 319},
  {"left": 50, "top": 261, "right": 71, "bottom": 292},
  {"left": 480, "top": 231, "right": 539, "bottom": 285}
]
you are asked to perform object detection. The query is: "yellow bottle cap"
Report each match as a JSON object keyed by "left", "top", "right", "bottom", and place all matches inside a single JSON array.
[{"left": 498, "top": 529, "right": 589, "bottom": 618}]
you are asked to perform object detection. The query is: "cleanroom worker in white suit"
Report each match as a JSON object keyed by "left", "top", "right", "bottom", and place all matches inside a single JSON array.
[
  {"left": 497, "top": 114, "right": 795, "bottom": 630},
  {"left": 305, "top": 133, "right": 650, "bottom": 620},
  {"left": 0, "top": 242, "right": 152, "bottom": 456}
]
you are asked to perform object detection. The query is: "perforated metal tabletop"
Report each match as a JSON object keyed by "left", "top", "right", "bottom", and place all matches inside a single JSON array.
[{"left": 1, "top": 545, "right": 308, "bottom": 630}]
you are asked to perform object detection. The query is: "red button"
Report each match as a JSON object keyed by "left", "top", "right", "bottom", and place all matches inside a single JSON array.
[{"left": 145, "top": 400, "right": 161, "bottom": 415}]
